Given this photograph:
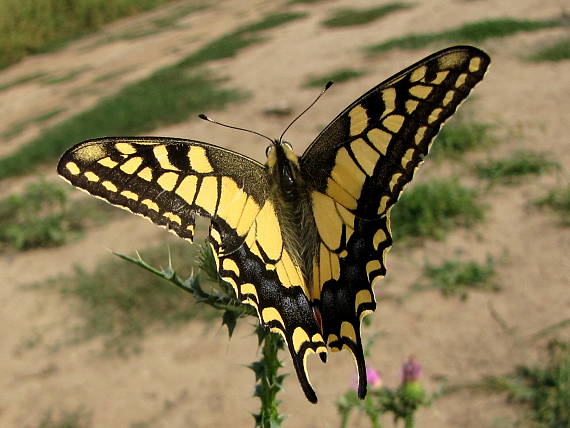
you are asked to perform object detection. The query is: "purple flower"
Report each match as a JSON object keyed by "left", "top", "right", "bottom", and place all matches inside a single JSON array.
[
  {"left": 399, "top": 358, "right": 426, "bottom": 403},
  {"left": 367, "top": 368, "right": 383, "bottom": 388},
  {"left": 353, "top": 367, "right": 383, "bottom": 391},
  {"left": 401, "top": 357, "right": 422, "bottom": 385}
]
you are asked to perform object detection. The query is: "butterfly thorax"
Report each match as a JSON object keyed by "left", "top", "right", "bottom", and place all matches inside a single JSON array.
[{"left": 266, "top": 142, "right": 319, "bottom": 291}]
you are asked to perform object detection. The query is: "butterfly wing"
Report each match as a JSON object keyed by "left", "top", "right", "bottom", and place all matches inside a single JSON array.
[
  {"left": 58, "top": 137, "right": 270, "bottom": 252},
  {"left": 58, "top": 136, "right": 326, "bottom": 402},
  {"left": 300, "top": 46, "right": 490, "bottom": 397},
  {"left": 211, "top": 215, "right": 327, "bottom": 403}
]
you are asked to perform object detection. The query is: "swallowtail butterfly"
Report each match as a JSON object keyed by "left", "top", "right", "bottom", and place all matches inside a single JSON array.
[{"left": 58, "top": 46, "right": 490, "bottom": 403}]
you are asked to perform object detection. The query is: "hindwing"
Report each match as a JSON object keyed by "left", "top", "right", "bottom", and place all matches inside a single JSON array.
[
  {"left": 301, "top": 46, "right": 490, "bottom": 397},
  {"left": 210, "top": 210, "right": 327, "bottom": 403}
]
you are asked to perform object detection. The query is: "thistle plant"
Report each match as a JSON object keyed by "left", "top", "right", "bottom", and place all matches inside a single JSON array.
[
  {"left": 117, "top": 244, "right": 436, "bottom": 427},
  {"left": 337, "top": 358, "right": 433, "bottom": 428},
  {"left": 117, "top": 244, "right": 286, "bottom": 428}
]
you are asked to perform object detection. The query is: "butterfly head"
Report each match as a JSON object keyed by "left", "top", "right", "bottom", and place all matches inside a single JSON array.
[
  {"left": 266, "top": 140, "right": 301, "bottom": 202},
  {"left": 265, "top": 80, "right": 333, "bottom": 187}
]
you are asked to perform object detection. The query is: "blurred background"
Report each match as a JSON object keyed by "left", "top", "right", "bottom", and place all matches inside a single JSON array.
[{"left": 0, "top": 0, "right": 568, "bottom": 426}]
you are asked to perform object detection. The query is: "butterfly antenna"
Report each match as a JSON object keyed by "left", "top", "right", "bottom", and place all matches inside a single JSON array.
[
  {"left": 198, "top": 114, "right": 274, "bottom": 145},
  {"left": 279, "top": 80, "right": 333, "bottom": 144}
]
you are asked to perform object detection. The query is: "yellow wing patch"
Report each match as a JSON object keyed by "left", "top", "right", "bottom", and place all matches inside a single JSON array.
[
  {"left": 351, "top": 138, "right": 380, "bottom": 176},
  {"left": 194, "top": 176, "right": 218, "bottom": 215},
  {"left": 65, "top": 162, "right": 80, "bottom": 175},
  {"left": 120, "top": 157, "right": 143, "bottom": 174},
  {"left": 255, "top": 201, "right": 283, "bottom": 261},
  {"left": 189, "top": 146, "right": 213, "bottom": 173},
  {"left": 312, "top": 192, "right": 344, "bottom": 251},
  {"left": 367, "top": 128, "right": 391, "bottom": 155},
  {"left": 349, "top": 105, "right": 368, "bottom": 136},
  {"left": 175, "top": 175, "right": 198, "bottom": 204},
  {"left": 331, "top": 147, "right": 366, "bottom": 200},
  {"left": 157, "top": 171, "right": 179, "bottom": 191}
]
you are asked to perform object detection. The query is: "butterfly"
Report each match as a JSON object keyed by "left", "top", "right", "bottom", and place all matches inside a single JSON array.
[{"left": 58, "top": 45, "right": 490, "bottom": 403}]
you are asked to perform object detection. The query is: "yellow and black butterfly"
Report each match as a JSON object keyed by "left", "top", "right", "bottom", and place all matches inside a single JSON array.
[{"left": 58, "top": 45, "right": 490, "bottom": 403}]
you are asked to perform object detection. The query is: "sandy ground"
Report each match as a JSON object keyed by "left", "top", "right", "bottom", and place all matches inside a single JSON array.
[{"left": 1, "top": 0, "right": 569, "bottom": 426}]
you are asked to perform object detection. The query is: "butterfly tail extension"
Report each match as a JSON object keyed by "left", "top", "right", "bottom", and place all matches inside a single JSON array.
[
  {"left": 210, "top": 219, "right": 328, "bottom": 403},
  {"left": 318, "top": 215, "right": 390, "bottom": 398},
  {"left": 283, "top": 320, "right": 328, "bottom": 404},
  {"left": 321, "top": 308, "right": 369, "bottom": 399}
]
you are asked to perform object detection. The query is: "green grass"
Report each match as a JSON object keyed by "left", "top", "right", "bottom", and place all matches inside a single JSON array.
[
  {"left": 535, "top": 186, "right": 570, "bottom": 226},
  {"left": 51, "top": 242, "right": 213, "bottom": 355},
  {"left": 0, "top": 180, "right": 115, "bottom": 251},
  {"left": 303, "top": 68, "right": 365, "bottom": 88},
  {"left": 84, "top": 3, "right": 207, "bottom": 50},
  {"left": 321, "top": 3, "right": 412, "bottom": 28},
  {"left": 430, "top": 120, "right": 494, "bottom": 159},
  {"left": 528, "top": 37, "right": 570, "bottom": 62},
  {"left": 0, "top": 180, "right": 79, "bottom": 251},
  {"left": 0, "top": 0, "right": 182, "bottom": 69},
  {"left": 241, "top": 11, "right": 308, "bottom": 33},
  {"left": 475, "top": 150, "right": 559, "bottom": 183},
  {"left": 0, "top": 72, "right": 48, "bottom": 92},
  {"left": 0, "top": 12, "right": 308, "bottom": 181},
  {"left": 288, "top": 0, "right": 333, "bottom": 4},
  {"left": 180, "top": 11, "right": 308, "bottom": 67},
  {"left": 0, "top": 71, "right": 244, "bottom": 181},
  {"left": 181, "top": 31, "right": 264, "bottom": 67},
  {"left": 91, "top": 8, "right": 304, "bottom": 52},
  {"left": 92, "top": 67, "right": 133, "bottom": 84},
  {"left": 84, "top": 27, "right": 164, "bottom": 50},
  {"left": 484, "top": 340, "right": 569, "bottom": 428},
  {"left": 151, "top": 2, "right": 207, "bottom": 28},
  {"left": 413, "top": 256, "right": 498, "bottom": 299},
  {"left": 34, "top": 409, "right": 91, "bottom": 428},
  {"left": 40, "top": 67, "right": 91, "bottom": 85},
  {"left": 366, "top": 18, "right": 562, "bottom": 54},
  {"left": 391, "top": 178, "right": 484, "bottom": 241},
  {"left": 1, "top": 108, "right": 65, "bottom": 140}
]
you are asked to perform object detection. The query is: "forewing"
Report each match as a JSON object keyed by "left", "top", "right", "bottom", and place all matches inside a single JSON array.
[
  {"left": 301, "top": 45, "right": 490, "bottom": 218},
  {"left": 58, "top": 136, "right": 269, "bottom": 252}
]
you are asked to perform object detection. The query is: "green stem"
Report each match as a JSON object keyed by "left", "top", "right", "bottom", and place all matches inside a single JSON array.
[
  {"left": 253, "top": 329, "right": 285, "bottom": 428},
  {"left": 404, "top": 414, "right": 415, "bottom": 428},
  {"left": 116, "top": 248, "right": 285, "bottom": 426},
  {"left": 371, "top": 415, "right": 382, "bottom": 428},
  {"left": 339, "top": 409, "right": 352, "bottom": 428}
]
